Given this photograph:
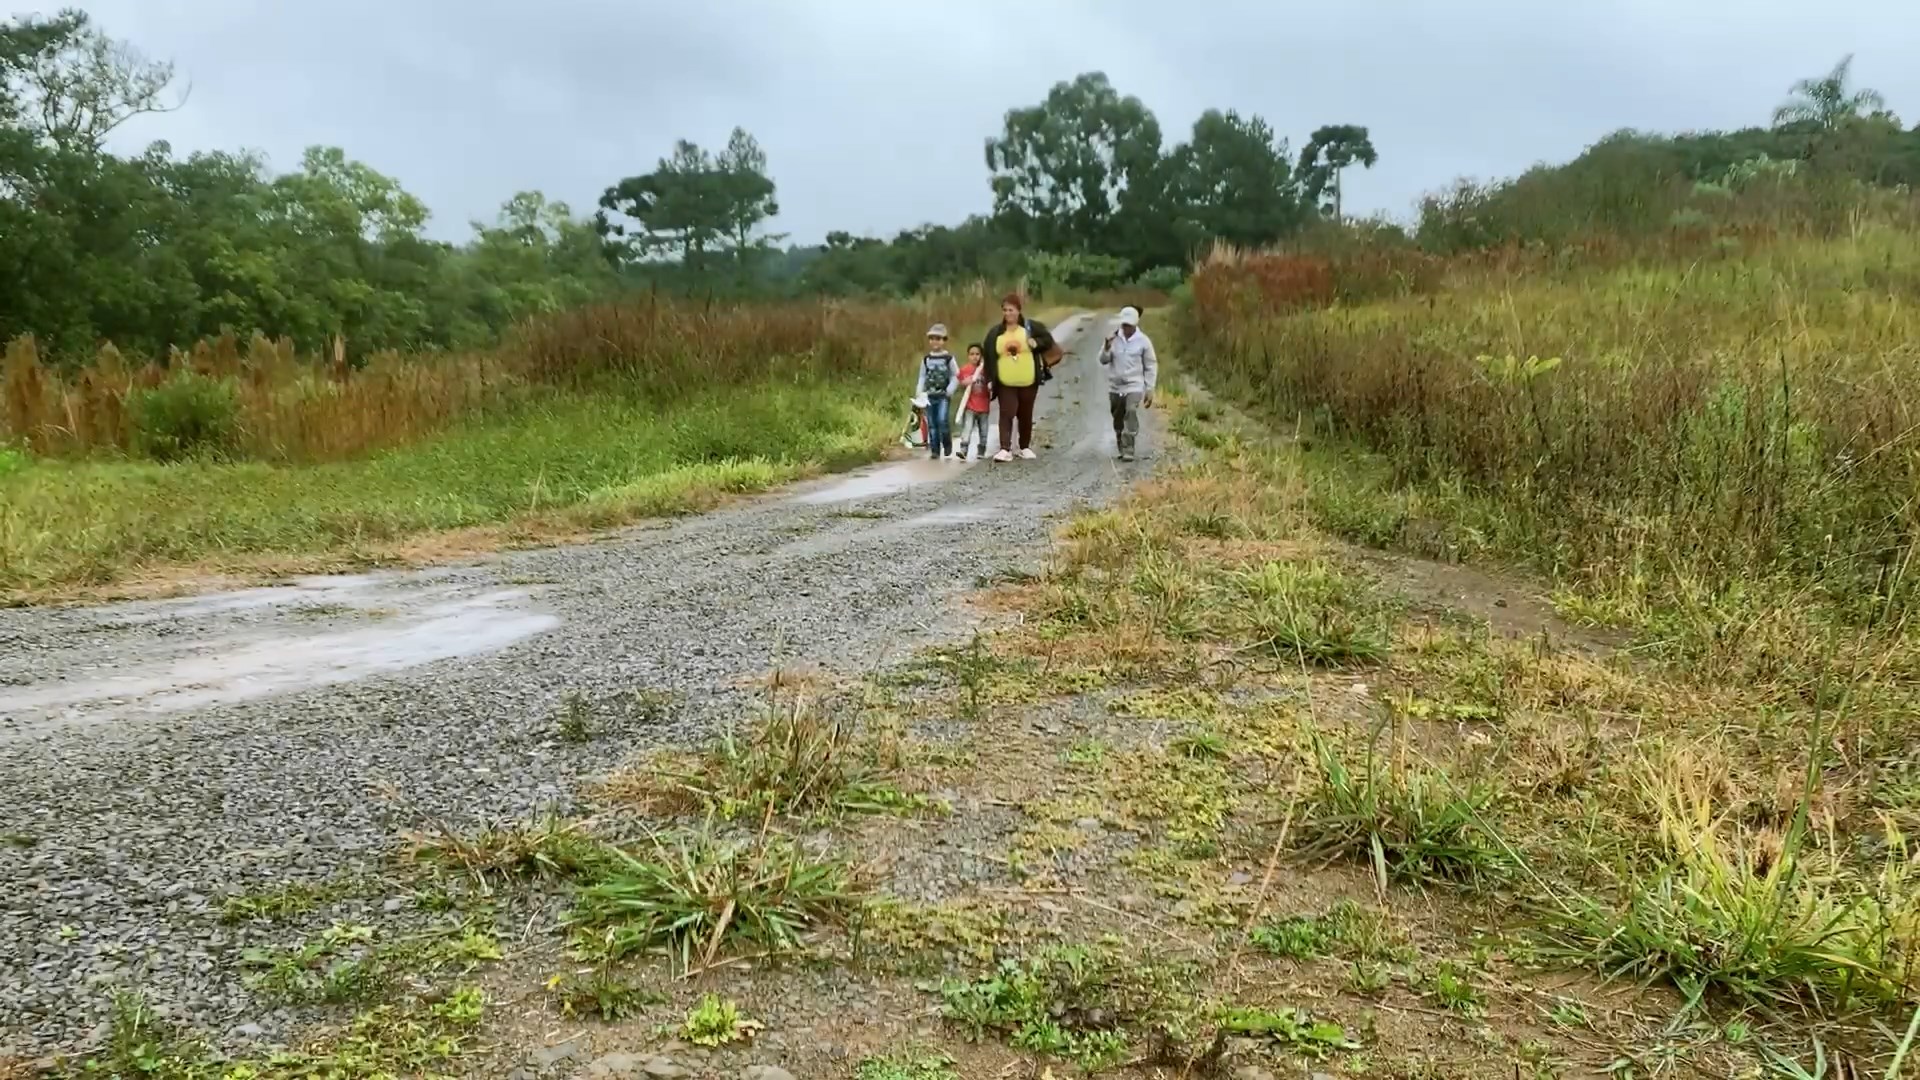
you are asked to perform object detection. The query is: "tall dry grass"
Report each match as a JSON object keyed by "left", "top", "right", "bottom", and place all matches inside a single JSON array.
[
  {"left": 1182, "top": 221, "right": 1920, "bottom": 637},
  {"left": 2, "top": 294, "right": 956, "bottom": 465}
]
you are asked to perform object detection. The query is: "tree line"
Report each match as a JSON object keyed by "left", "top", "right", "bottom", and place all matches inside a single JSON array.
[
  {"left": 0, "top": 11, "right": 1380, "bottom": 360},
  {"left": 13, "top": 8, "right": 1907, "bottom": 364},
  {"left": 1416, "top": 55, "right": 1920, "bottom": 252}
]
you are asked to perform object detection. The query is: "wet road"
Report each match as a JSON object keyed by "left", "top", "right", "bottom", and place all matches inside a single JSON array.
[{"left": 0, "top": 310, "right": 1165, "bottom": 1052}]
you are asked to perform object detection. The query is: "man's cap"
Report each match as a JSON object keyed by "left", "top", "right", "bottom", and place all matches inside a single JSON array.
[{"left": 1118, "top": 307, "right": 1140, "bottom": 325}]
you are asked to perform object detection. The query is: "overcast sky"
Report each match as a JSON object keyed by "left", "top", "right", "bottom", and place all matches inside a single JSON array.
[{"left": 69, "top": 0, "right": 1920, "bottom": 244}]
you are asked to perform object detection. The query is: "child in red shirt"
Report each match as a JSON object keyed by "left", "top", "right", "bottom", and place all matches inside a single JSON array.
[{"left": 956, "top": 344, "right": 992, "bottom": 461}]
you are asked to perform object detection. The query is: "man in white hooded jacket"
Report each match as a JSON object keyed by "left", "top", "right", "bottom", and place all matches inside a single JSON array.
[{"left": 1098, "top": 306, "right": 1158, "bottom": 462}]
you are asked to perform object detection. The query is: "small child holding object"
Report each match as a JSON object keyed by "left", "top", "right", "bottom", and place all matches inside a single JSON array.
[
  {"left": 956, "top": 344, "right": 991, "bottom": 461},
  {"left": 915, "top": 324, "right": 959, "bottom": 460}
]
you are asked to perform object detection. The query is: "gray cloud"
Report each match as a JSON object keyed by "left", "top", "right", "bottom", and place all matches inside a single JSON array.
[{"left": 77, "top": 0, "right": 1920, "bottom": 244}]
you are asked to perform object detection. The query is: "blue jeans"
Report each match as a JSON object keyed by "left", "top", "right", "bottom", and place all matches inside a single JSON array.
[{"left": 925, "top": 396, "right": 952, "bottom": 457}]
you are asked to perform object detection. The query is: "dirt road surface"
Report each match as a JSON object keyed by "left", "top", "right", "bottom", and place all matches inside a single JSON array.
[{"left": 0, "top": 311, "right": 1164, "bottom": 1055}]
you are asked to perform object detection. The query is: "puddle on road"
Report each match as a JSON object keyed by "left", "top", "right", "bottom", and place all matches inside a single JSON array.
[
  {"left": 1, "top": 585, "right": 558, "bottom": 726},
  {"left": 907, "top": 505, "right": 996, "bottom": 527},
  {"left": 793, "top": 458, "right": 966, "bottom": 505},
  {"left": 106, "top": 571, "right": 464, "bottom": 625}
]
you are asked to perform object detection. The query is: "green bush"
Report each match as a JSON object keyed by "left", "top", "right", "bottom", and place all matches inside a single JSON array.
[
  {"left": 1135, "top": 266, "right": 1186, "bottom": 291},
  {"left": 0, "top": 446, "right": 26, "bottom": 479},
  {"left": 130, "top": 371, "right": 241, "bottom": 462}
]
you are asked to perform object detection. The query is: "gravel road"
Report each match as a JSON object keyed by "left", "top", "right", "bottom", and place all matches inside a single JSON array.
[{"left": 0, "top": 311, "right": 1163, "bottom": 1056}]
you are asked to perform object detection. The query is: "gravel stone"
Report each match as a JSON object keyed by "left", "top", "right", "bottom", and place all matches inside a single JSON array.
[
  {"left": 0, "top": 316, "right": 1156, "bottom": 1054},
  {"left": 578, "top": 1053, "right": 648, "bottom": 1080},
  {"left": 742, "top": 1067, "right": 797, "bottom": 1080},
  {"left": 641, "top": 1057, "right": 690, "bottom": 1079},
  {"left": 531, "top": 1039, "right": 586, "bottom": 1071}
]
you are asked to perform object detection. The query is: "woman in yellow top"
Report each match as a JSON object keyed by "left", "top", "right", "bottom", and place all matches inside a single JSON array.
[{"left": 979, "top": 293, "right": 1059, "bottom": 462}]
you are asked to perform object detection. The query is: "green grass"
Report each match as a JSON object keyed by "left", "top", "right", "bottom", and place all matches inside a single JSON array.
[
  {"left": 938, "top": 943, "right": 1201, "bottom": 1070},
  {"left": 81, "top": 985, "right": 487, "bottom": 1079},
  {"left": 855, "top": 1050, "right": 960, "bottom": 1080},
  {"left": 547, "top": 967, "right": 665, "bottom": 1020},
  {"left": 566, "top": 829, "right": 856, "bottom": 970},
  {"left": 608, "top": 694, "right": 931, "bottom": 821},
  {"left": 1299, "top": 732, "right": 1511, "bottom": 892},
  {"left": 0, "top": 377, "right": 897, "bottom": 599}
]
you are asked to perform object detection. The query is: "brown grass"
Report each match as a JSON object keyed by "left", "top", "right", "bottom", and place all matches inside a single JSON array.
[{"left": 3, "top": 294, "right": 962, "bottom": 464}]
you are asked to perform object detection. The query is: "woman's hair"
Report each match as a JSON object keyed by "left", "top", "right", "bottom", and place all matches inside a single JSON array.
[
  {"left": 967, "top": 343, "right": 983, "bottom": 354},
  {"left": 1000, "top": 292, "right": 1024, "bottom": 311}
]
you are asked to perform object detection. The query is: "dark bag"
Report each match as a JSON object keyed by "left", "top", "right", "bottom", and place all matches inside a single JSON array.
[{"left": 1026, "top": 319, "right": 1055, "bottom": 385}]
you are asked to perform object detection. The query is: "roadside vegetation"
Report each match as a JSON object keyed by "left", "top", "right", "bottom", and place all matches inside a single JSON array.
[
  {"left": 17, "top": 18, "right": 1920, "bottom": 1080},
  {"left": 0, "top": 294, "right": 974, "bottom": 601}
]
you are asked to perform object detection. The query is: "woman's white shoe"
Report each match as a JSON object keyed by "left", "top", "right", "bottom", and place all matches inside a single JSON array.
[
  {"left": 1018, "top": 448, "right": 1038, "bottom": 460},
  {"left": 993, "top": 450, "right": 1014, "bottom": 463}
]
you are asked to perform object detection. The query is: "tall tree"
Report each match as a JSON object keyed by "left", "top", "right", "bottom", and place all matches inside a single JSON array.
[
  {"left": 985, "top": 72, "right": 1163, "bottom": 254},
  {"left": 597, "top": 131, "right": 782, "bottom": 279},
  {"left": 1165, "top": 109, "right": 1307, "bottom": 251},
  {"left": 1, "top": 8, "right": 181, "bottom": 152},
  {"left": 1773, "top": 55, "right": 1886, "bottom": 131},
  {"left": 713, "top": 127, "right": 782, "bottom": 273},
  {"left": 1297, "top": 124, "right": 1378, "bottom": 221}
]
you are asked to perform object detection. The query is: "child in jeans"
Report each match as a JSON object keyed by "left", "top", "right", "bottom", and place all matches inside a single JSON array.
[
  {"left": 956, "top": 344, "right": 991, "bottom": 461},
  {"left": 915, "top": 324, "right": 959, "bottom": 460}
]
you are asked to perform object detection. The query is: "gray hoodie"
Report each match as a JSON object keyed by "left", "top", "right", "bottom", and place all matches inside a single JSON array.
[{"left": 1099, "top": 328, "right": 1158, "bottom": 395}]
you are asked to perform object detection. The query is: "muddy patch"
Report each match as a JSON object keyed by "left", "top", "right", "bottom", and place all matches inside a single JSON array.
[
  {"left": 1361, "top": 550, "right": 1625, "bottom": 654},
  {"left": 0, "top": 573, "right": 558, "bottom": 735}
]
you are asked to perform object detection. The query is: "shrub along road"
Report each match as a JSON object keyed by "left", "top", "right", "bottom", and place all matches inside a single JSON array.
[{"left": 0, "top": 312, "right": 1166, "bottom": 1056}]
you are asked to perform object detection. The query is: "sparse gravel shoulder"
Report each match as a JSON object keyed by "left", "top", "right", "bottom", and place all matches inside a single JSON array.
[{"left": 0, "top": 313, "right": 1170, "bottom": 1057}]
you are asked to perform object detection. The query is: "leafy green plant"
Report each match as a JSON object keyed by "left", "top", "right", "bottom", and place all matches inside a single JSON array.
[
  {"left": 241, "top": 923, "right": 390, "bottom": 1006},
  {"left": 555, "top": 691, "right": 595, "bottom": 743},
  {"left": 1216, "top": 1005, "right": 1360, "bottom": 1058},
  {"left": 568, "top": 830, "right": 855, "bottom": 969},
  {"left": 548, "top": 967, "right": 665, "bottom": 1021},
  {"left": 682, "top": 994, "right": 757, "bottom": 1047},
  {"left": 939, "top": 944, "right": 1198, "bottom": 1069},
  {"left": 1250, "top": 913, "right": 1339, "bottom": 960},
  {"left": 1169, "top": 727, "right": 1230, "bottom": 761},
  {"left": 129, "top": 370, "right": 241, "bottom": 462},
  {"left": 1429, "top": 961, "right": 1485, "bottom": 1016},
  {"left": 855, "top": 1050, "right": 960, "bottom": 1080}
]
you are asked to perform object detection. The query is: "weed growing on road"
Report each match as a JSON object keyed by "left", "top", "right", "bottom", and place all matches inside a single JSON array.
[
  {"left": 219, "top": 875, "right": 363, "bottom": 924},
  {"left": 403, "top": 815, "right": 615, "bottom": 884},
  {"left": 682, "top": 994, "right": 757, "bottom": 1047},
  {"left": 855, "top": 1050, "right": 960, "bottom": 1080},
  {"left": 938, "top": 943, "right": 1204, "bottom": 1069},
  {"left": 1299, "top": 730, "right": 1510, "bottom": 892},
  {"left": 607, "top": 693, "right": 930, "bottom": 821},
  {"left": 241, "top": 919, "right": 502, "bottom": 1007},
  {"left": 547, "top": 967, "right": 666, "bottom": 1020},
  {"left": 1215, "top": 1005, "right": 1360, "bottom": 1057},
  {"left": 1249, "top": 901, "right": 1401, "bottom": 963},
  {"left": 567, "top": 828, "right": 856, "bottom": 970},
  {"left": 76, "top": 984, "right": 486, "bottom": 1079},
  {"left": 555, "top": 691, "right": 595, "bottom": 743}
]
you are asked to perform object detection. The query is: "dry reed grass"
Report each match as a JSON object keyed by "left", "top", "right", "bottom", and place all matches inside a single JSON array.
[{"left": 3, "top": 293, "right": 960, "bottom": 464}]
